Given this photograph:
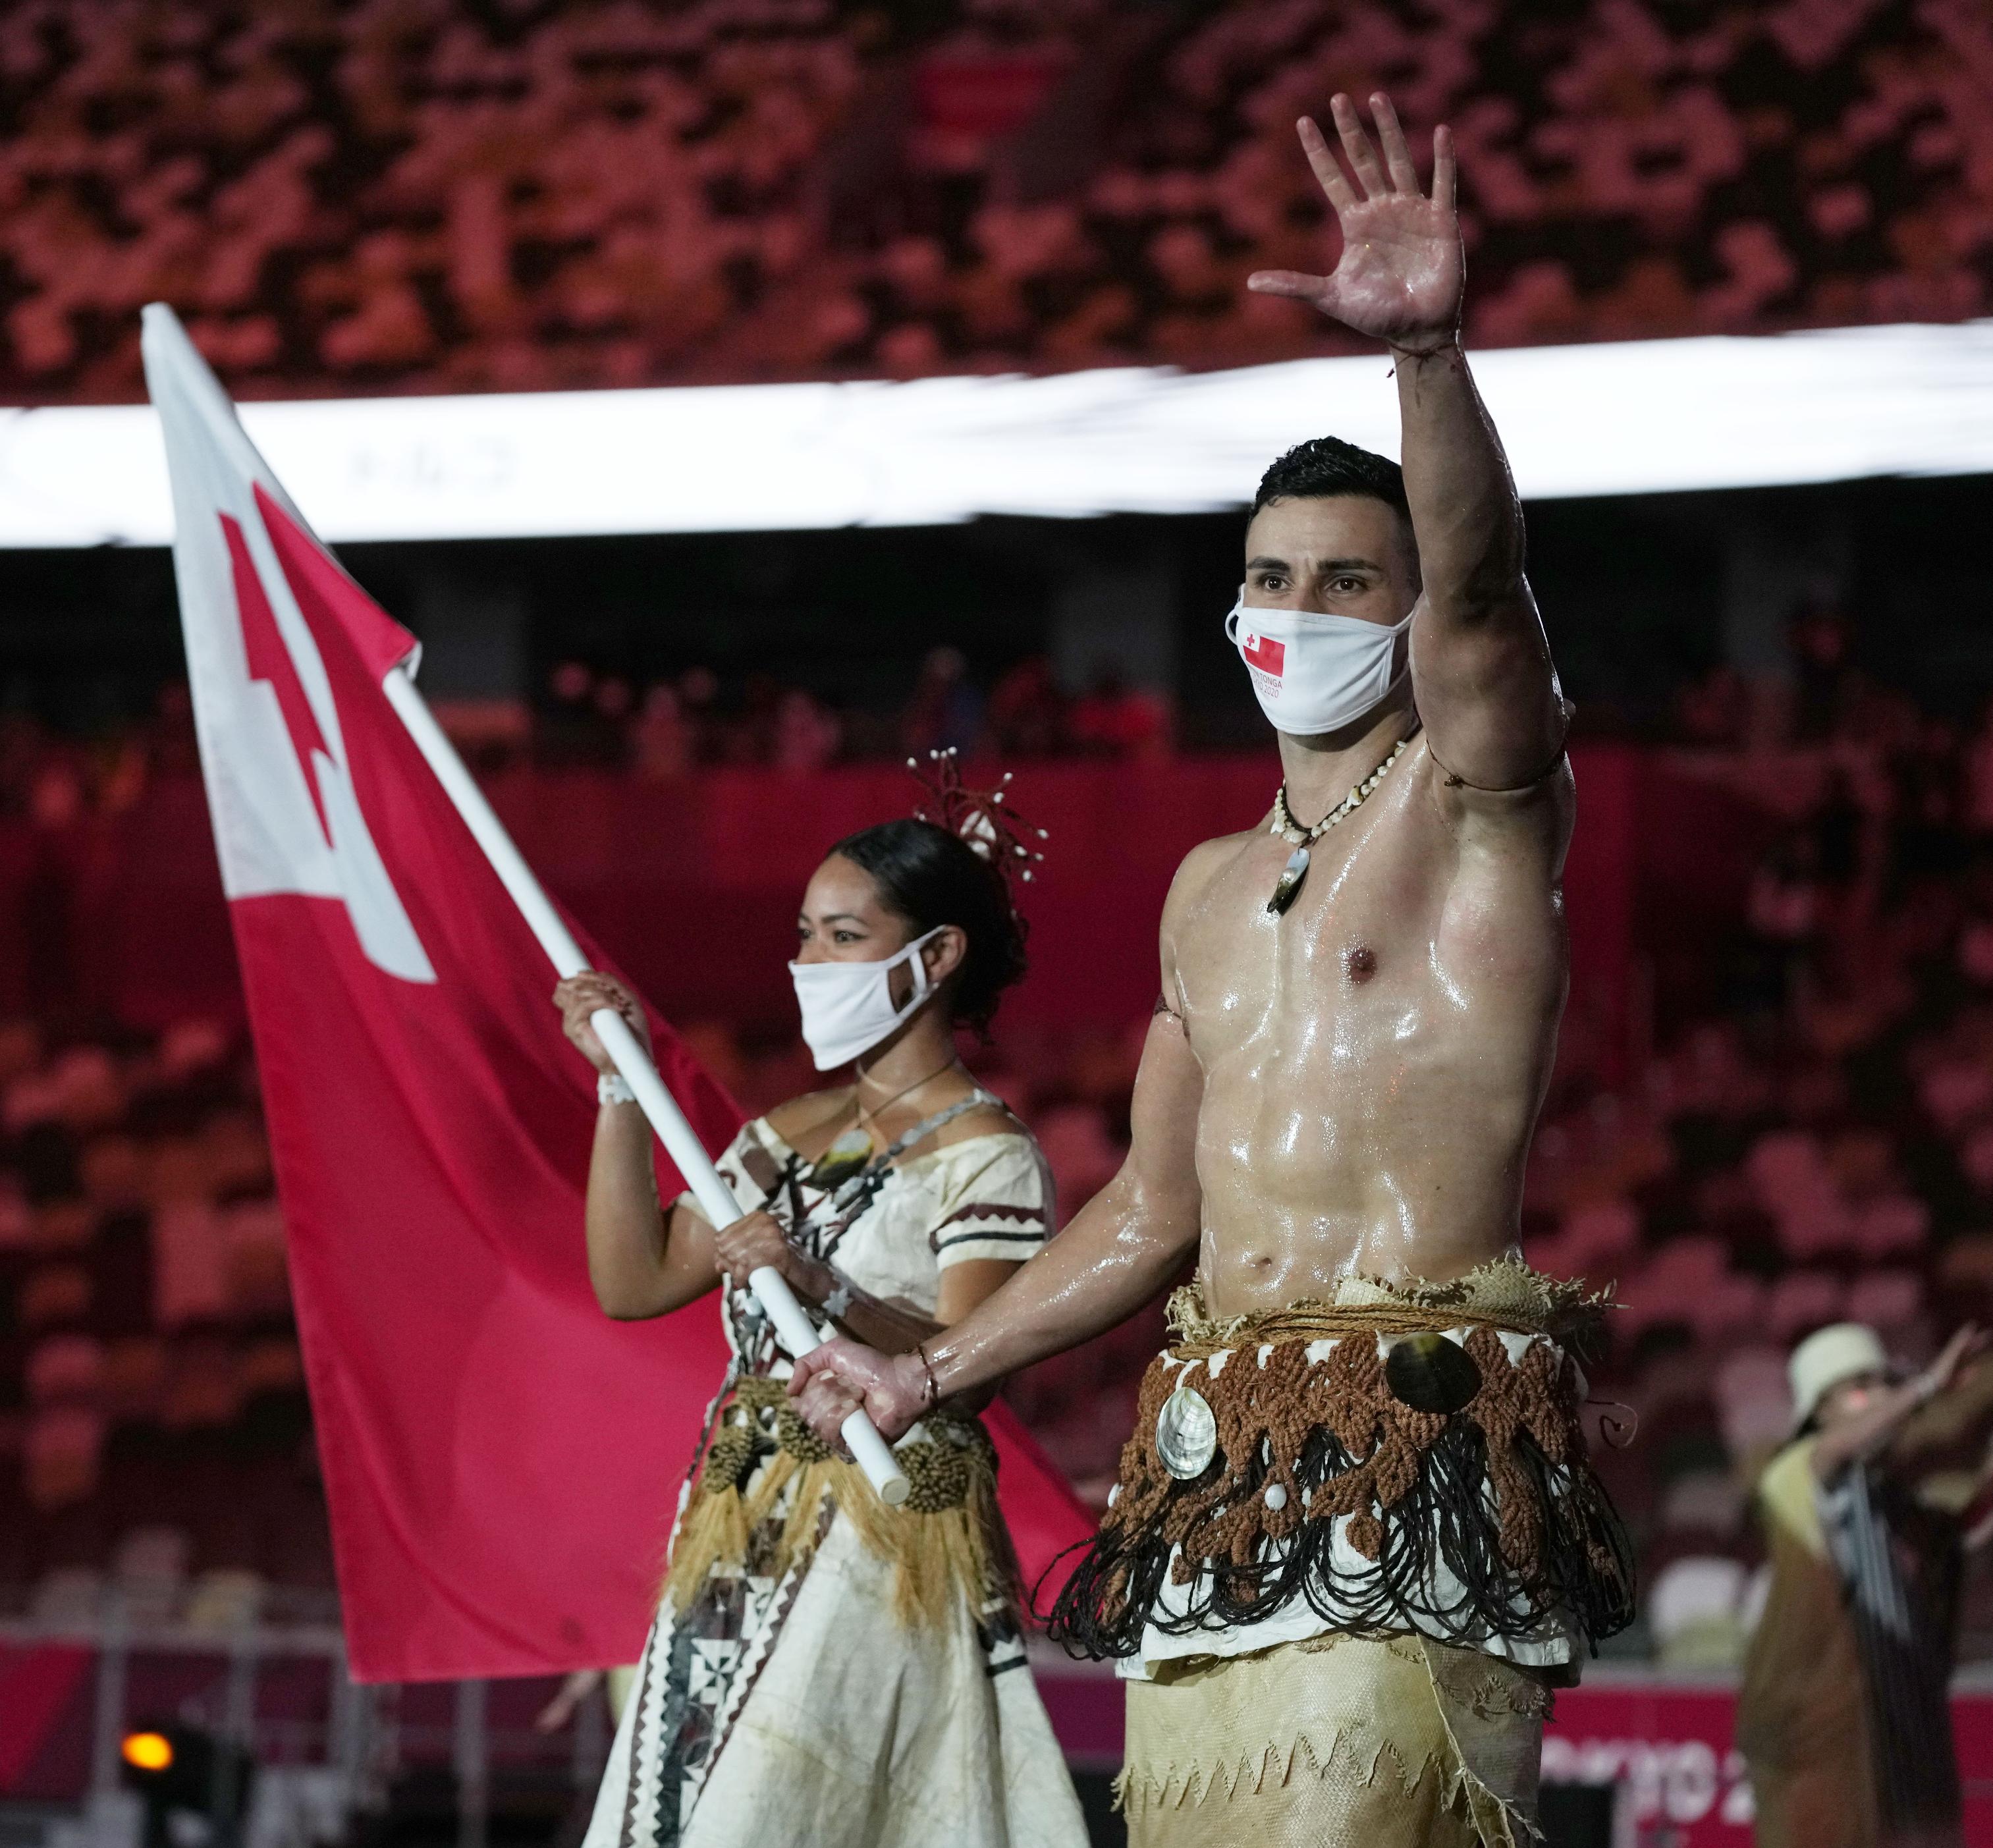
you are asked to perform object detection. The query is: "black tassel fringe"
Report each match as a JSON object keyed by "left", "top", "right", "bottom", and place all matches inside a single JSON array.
[{"left": 1044, "top": 1416, "right": 1636, "bottom": 1662}]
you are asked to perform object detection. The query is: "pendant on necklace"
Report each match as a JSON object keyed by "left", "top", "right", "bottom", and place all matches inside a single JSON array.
[
  {"left": 805, "top": 1128, "right": 873, "bottom": 1190},
  {"left": 1267, "top": 845, "right": 1311, "bottom": 915},
  {"left": 1265, "top": 734, "right": 1413, "bottom": 919}
]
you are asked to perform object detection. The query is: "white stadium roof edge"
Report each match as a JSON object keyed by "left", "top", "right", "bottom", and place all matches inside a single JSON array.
[{"left": 2, "top": 314, "right": 1992, "bottom": 547}]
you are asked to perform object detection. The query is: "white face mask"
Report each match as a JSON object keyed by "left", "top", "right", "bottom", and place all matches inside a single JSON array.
[
  {"left": 789, "top": 926, "right": 946, "bottom": 1072},
  {"left": 1226, "top": 592, "right": 1413, "bottom": 737}
]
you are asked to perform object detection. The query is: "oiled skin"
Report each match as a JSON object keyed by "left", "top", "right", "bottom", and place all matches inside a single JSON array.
[
  {"left": 1170, "top": 736, "right": 1569, "bottom": 1316},
  {"left": 789, "top": 92, "right": 1573, "bottom": 1444}
]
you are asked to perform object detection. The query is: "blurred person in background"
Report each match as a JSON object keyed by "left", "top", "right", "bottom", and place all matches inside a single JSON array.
[
  {"left": 552, "top": 783, "right": 1085, "bottom": 1848},
  {"left": 725, "top": 670, "right": 788, "bottom": 766},
  {"left": 591, "top": 674, "right": 635, "bottom": 768},
  {"left": 1788, "top": 599, "right": 1861, "bottom": 746},
  {"left": 1069, "top": 664, "right": 1173, "bottom": 761},
  {"left": 631, "top": 682, "right": 694, "bottom": 780},
  {"left": 771, "top": 686, "right": 842, "bottom": 771},
  {"left": 539, "top": 661, "right": 626, "bottom": 769},
  {"left": 987, "top": 654, "right": 1068, "bottom": 757},
  {"left": 676, "top": 666, "right": 721, "bottom": 765},
  {"left": 901, "top": 644, "right": 983, "bottom": 757},
  {"left": 792, "top": 94, "right": 1632, "bottom": 1848},
  {"left": 1963, "top": 697, "right": 1993, "bottom": 838},
  {"left": 1738, "top": 1321, "right": 1993, "bottom": 1848}
]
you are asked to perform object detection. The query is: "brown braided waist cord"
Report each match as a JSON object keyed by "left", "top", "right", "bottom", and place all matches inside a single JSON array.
[{"left": 1045, "top": 1268, "right": 1635, "bottom": 1663}]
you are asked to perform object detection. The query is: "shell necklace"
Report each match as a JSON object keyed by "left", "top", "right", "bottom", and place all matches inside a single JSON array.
[{"left": 1266, "top": 734, "right": 1411, "bottom": 915}]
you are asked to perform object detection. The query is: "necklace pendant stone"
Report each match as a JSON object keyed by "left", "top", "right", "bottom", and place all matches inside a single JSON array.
[
  {"left": 806, "top": 1128, "right": 873, "bottom": 1191},
  {"left": 1268, "top": 846, "right": 1310, "bottom": 915}
]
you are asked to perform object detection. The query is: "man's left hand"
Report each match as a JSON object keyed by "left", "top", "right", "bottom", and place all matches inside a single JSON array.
[{"left": 1247, "top": 91, "right": 1462, "bottom": 350}]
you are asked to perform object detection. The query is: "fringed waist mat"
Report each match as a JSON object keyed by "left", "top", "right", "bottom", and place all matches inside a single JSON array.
[
  {"left": 1046, "top": 1261, "right": 1635, "bottom": 1660},
  {"left": 667, "top": 1372, "right": 1014, "bottom": 1629}
]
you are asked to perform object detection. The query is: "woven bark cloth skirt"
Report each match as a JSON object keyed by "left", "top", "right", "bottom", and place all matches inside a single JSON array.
[{"left": 1119, "top": 1630, "right": 1552, "bottom": 1848}]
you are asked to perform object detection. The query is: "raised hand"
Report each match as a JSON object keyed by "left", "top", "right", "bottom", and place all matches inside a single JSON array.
[
  {"left": 1247, "top": 92, "right": 1462, "bottom": 350},
  {"left": 1928, "top": 1322, "right": 1991, "bottom": 1398}
]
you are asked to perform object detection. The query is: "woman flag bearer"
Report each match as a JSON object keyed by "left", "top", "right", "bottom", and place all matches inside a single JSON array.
[{"left": 558, "top": 764, "right": 1086, "bottom": 1848}]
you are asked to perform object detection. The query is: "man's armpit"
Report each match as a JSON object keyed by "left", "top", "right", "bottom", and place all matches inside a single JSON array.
[{"left": 1152, "top": 991, "right": 1184, "bottom": 1027}]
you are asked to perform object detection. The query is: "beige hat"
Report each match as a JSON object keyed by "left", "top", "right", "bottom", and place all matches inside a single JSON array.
[{"left": 1788, "top": 1322, "right": 1888, "bottom": 1428}]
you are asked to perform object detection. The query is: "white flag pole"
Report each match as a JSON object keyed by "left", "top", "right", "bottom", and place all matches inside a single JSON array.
[{"left": 380, "top": 666, "right": 911, "bottom": 1506}]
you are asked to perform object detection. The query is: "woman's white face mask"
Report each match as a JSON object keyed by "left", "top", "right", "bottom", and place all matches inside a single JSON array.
[
  {"left": 1226, "top": 591, "right": 1412, "bottom": 737},
  {"left": 789, "top": 926, "right": 946, "bottom": 1071}
]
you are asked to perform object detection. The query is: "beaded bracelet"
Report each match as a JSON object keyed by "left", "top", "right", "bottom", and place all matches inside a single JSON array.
[{"left": 1389, "top": 334, "right": 1461, "bottom": 362}]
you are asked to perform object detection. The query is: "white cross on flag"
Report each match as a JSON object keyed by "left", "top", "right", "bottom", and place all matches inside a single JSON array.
[{"left": 141, "top": 306, "right": 1090, "bottom": 1681}]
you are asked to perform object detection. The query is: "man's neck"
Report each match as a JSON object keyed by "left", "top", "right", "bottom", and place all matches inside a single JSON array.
[{"left": 1274, "top": 693, "right": 1419, "bottom": 828}]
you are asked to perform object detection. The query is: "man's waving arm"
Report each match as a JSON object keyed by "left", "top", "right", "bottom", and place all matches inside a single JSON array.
[
  {"left": 790, "top": 894, "right": 1208, "bottom": 1446},
  {"left": 1249, "top": 93, "right": 1564, "bottom": 792}
]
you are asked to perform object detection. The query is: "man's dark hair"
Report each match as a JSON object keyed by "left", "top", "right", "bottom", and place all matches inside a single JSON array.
[{"left": 1251, "top": 435, "right": 1410, "bottom": 524}]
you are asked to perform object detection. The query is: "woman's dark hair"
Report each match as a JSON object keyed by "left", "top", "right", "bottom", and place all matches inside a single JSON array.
[{"left": 827, "top": 818, "right": 1028, "bottom": 1039}]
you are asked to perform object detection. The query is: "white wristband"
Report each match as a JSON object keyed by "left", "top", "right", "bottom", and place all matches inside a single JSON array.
[{"left": 597, "top": 1071, "right": 636, "bottom": 1106}]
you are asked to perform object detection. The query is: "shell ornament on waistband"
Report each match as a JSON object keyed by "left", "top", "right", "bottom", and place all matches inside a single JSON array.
[{"left": 1154, "top": 1382, "right": 1218, "bottom": 1480}]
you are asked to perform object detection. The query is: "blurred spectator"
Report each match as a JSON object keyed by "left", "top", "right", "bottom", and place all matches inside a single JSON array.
[
  {"left": 632, "top": 683, "right": 696, "bottom": 781},
  {"left": 771, "top": 688, "right": 842, "bottom": 771},
  {"left": 901, "top": 645, "right": 985, "bottom": 757},
  {"left": 1788, "top": 601, "right": 1861, "bottom": 745},
  {"left": 1, "top": 0, "right": 1988, "bottom": 402},
  {"left": 987, "top": 655, "right": 1068, "bottom": 757},
  {"left": 537, "top": 661, "right": 622, "bottom": 769},
  {"left": 1964, "top": 699, "right": 1993, "bottom": 837},
  {"left": 1674, "top": 666, "right": 1748, "bottom": 749},
  {"left": 1068, "top": 667, "right": 1172, "bottom": 759},
  {"left": 677, "top": 667, "right": 722, "bottom": 765}
]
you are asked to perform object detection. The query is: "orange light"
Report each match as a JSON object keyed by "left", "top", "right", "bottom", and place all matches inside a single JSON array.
[{"left": 121, "top": 1732, "right": 175, "bottom": 1773}]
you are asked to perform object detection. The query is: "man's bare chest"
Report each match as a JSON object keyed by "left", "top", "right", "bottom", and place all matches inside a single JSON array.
[{"left": 1171, "top": 822, "right": 1442, "bottom": 1040}]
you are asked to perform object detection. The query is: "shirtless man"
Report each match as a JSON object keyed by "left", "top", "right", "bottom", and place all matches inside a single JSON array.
[{"left": 792, "top": 94, "right": 1631, "bottom": 1848}]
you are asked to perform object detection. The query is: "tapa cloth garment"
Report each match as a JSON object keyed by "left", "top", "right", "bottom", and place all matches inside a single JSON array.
[
  {"left": 1737, "top": 1438, "right": 1965, "bottom": 1848},
  {"left": 1048, "top": 1260, "right": 1634, "bottom": 1674},
  {"left": 580, "top": 1108, "right": 1085, "bottom": 1848},
  {"left": 1118, "top": 1629, "right": 1552, "bottom": 1848}
]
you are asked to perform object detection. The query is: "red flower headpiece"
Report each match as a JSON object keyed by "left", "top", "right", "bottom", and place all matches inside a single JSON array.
[{"left": 907, "top": 747, "right": 1048, "bottom": 886}]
